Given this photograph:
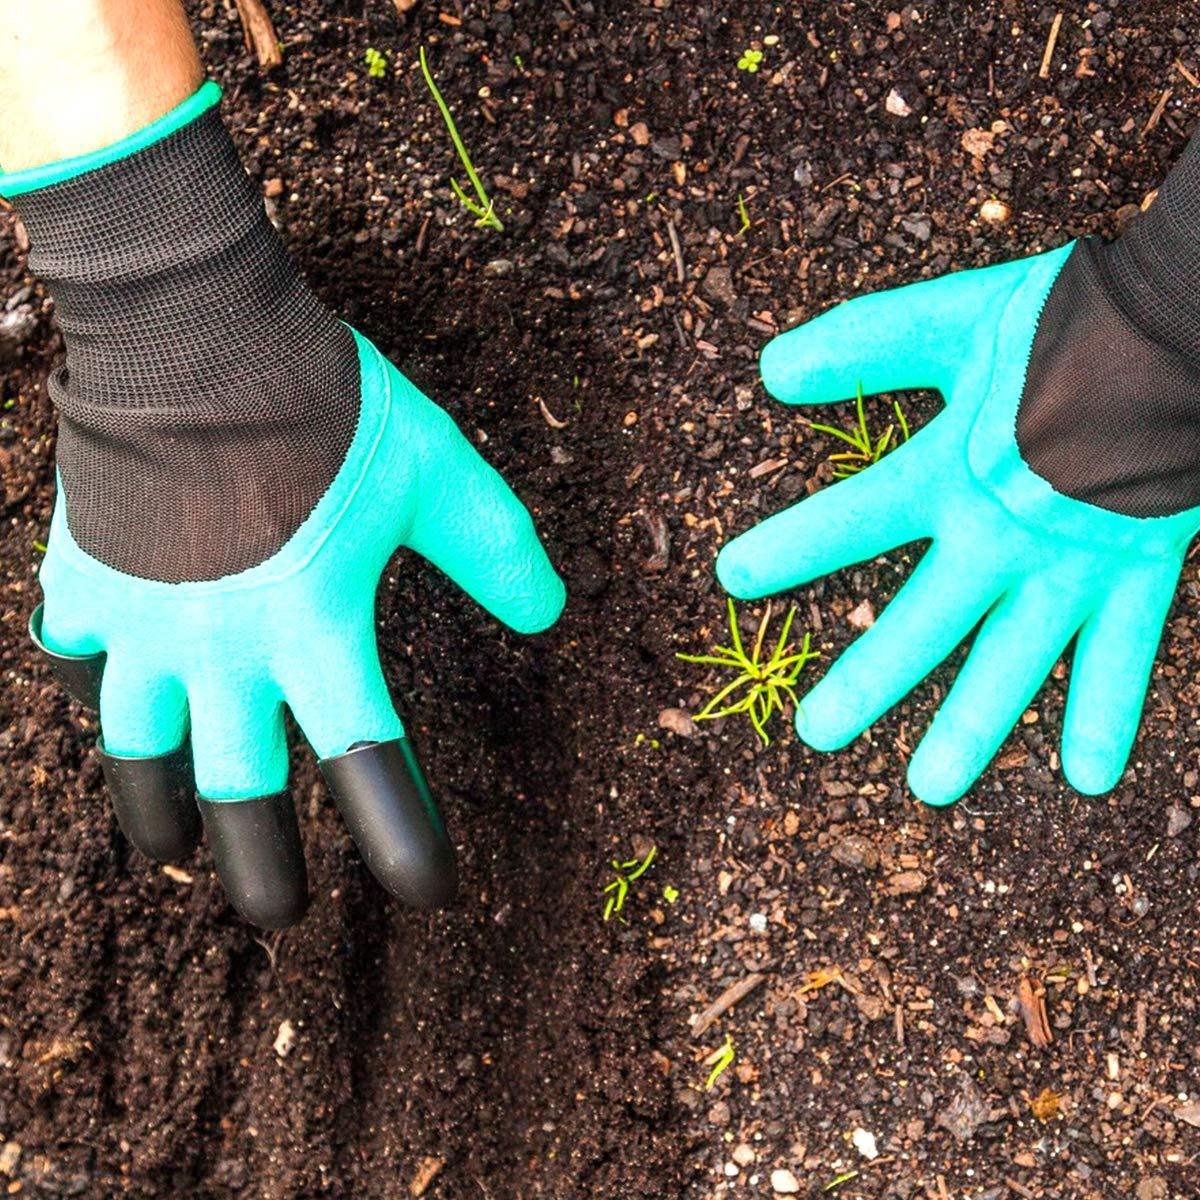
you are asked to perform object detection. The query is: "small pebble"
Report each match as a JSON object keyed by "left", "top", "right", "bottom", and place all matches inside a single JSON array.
[
  {"left": 770, "top": 1167, "right": 801, "bottom": 1195},
  {"left": 980, "top": 198, "right": 1011, "bottom": 224}
]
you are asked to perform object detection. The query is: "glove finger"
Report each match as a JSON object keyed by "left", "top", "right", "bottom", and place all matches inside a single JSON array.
[
  {"left": 717, "top": 433, "right": 932, "bottom": 599},
  {"left": 189, "top": 678, "right": 306, "bottom": 929},
  {"left": 760, "top": 258, "right": 1026, "bottom": 406},
  {"left": 795, "top": 537, "right": 1006, "bottom": 751},
  {"left": 282, "top": 638, "right": 457, "bottom": 909},
  {"left": 907, "top": 577, "right": 1089, "bottom": 807},
  {"left": 407, "top": 402, "right": 565, "bottom": 634},
  {"left": 98, "top": 656, "right": 197, "bottom": 863},
  {"left": 1061, "top": 561, "right": 1179, "bottom": 795}
]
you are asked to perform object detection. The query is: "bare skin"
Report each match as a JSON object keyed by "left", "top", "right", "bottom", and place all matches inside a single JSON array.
[{"left": 0, "top": 0, "right": 201, "bottom": 171}]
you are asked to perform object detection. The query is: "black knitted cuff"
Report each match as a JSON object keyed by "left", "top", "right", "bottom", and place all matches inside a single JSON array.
[{"left": 12, "top": 97, "right": 359, "bottom": 581}]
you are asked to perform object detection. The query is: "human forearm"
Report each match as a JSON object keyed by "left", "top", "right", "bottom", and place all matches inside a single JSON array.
[{"left": 0, "top": 0, "right": 201, "bottom": 170}]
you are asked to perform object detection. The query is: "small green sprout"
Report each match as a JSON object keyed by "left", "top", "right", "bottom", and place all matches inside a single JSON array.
[
  {"left": 705, "top": 1034, "right": 735, "bottom": 1089},
  {"left": 678, "top": 599, "right": 819, "bottom": 745},
  {"left": 663, "top": 885, "right": 680, "bottom": 905},
  {"left": 603, "top": 845, "right": 657, "bottom": 922},
  {"left": 736, "top": 192, "right": 751, "bottom": 236},
  {"left": 808, "top": 383, "right": 910, "bottom": 479},
  {"left": 32, "top": 540, "right": 47, "bottom": 554},
  {"left": 737, "top": 48, "right": 764, "bottom": 72},
  {"left": 364, "top": 47, "right": 387, "bottom": 79},
  {"left": 824, "top": 1171, "right": 860, "bottom": 1191},
  {"left": 419, "top": 46, "right": 503, "bottom": 232}
]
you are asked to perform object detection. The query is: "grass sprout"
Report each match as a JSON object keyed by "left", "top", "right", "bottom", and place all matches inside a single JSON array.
[
  {"left": 736, "top": 192, "right": 751, "bottom": 236},
  {"left": 808, "top": 383, "right": 910, "bottom": 479},
  {"left": 419, "top": 45, "right": 503, "bottom": 232},
  {"left": 677, "top": 599, "right": 819, "bottom": 745},
  {"left": 603, "top": 845, "right": 657, "bottom": 922},
  {"left": 704, "top": 1034, "right": 736, "bottom": 1089}
]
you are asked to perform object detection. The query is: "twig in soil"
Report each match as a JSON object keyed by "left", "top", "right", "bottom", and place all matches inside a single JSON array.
[
  {"left": 1175, "top": 58, "right": 1200, "bottom": 89},
  {"left": 666, "top": 218, "right": 685, "bottom": 284},
  {"left": 1038, "top": 11, "right": 1063, "bottom": 80},
  {"left": 234, "top": 0, "right": 282, "bottom": 70},
  {"left": 1005, "top": 1177, "right": 1036, "bottom": 1200},
  {"left": 419, "top": 46, "right": 503, "bottom": 232},
  {"left": 1143, "top": 87, "right": 1173, "bottom": 137},
  {"left": 690, "top": 969, "right": 769, "bottom": 1038}
]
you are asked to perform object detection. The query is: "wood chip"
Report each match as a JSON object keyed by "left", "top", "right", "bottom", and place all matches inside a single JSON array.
[
  {"left": 1175, "top": 58, "right": 1200, "bottom": 88},
  {"left": 666, "top": 219, "right": 685, "bottom": 285},
  {"left": 234, "top": 0, "right": 282, "bottom": 70},
  {"left": 1016, "top": 975, "right": 1052, "bottom": 1048},
  {"left": 162, "top": 865, "right": 193, "bottom": 885},
  {"left": 1038, "top": 12, "right": 1063, "bottom": 79},
  {"left": 690, "top": 970, "right": 769, "bottom": 1038},
  {"left": 1005, "top": 1177, "right": 1036, "bottom": 1200},
  {"left": 1143, "top": 87, "right": 1173, "bottom": 136},
  {"left": 410, "top": 1156, "right": 445, "bottom": 1196},
  {"left": 748, "top": 457, "right": 789, "bottom": 479},
  {"left": 536, "top": 396, "right": 567, "bottom": 428},
  {"left": 393, "top": 0, "right": 418, "bottom": 12}
]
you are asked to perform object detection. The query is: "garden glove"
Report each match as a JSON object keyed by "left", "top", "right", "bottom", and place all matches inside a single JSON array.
[
  {"left": 4, "top": 82, "right": 564, "bottom": 928},
  {"left": 718, "top": 131, "right": 1200, "bottom": 807}
]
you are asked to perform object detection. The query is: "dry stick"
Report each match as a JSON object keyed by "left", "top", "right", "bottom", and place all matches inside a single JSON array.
[
  {"left": 690, "top": 969, "right": 769, "bottom": 1038},
  {"left": 666, "top": 218, "right": 685, "bottom": 285},
  {"left": 235, "top": 0, "right": 282, "bottom": 70},
  {"left": 1038, "top": 11, "right": 1063, "bottom": 80},
  {"left": 1005, "top": 1178, "right": 1036, "bottom": 1200},
  {"left": 1175, "top": 58, "right": 1200, "bottom": 89},
  {"left": 1143, "top": 87, "right": 1173, "bottom": 137}
]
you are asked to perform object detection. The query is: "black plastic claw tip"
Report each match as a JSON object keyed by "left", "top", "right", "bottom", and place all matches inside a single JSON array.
[
  {"left": 320, "top": 738, "right": 457, "bottom": 909},
  {"left": 99, "top": 739, "right": 201, "bottom": 863},
  {"left": 198, "top": 793, "right": 309, "bottom": 929},
  {"left": 29, "top": 604, "right": 105, "bottom": 710}
]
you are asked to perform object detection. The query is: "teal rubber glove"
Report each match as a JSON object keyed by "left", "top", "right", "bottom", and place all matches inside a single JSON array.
[
  {"left": 717, "top": 242, "right": 1196, "bottom": 806},
  {"left": 7, "top": 83, "right": 564, "bottom": 926}
]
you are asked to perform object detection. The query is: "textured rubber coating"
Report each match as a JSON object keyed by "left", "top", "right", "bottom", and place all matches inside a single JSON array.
[
  {"left": 720, "top": 244, "right": 1200, "bottom": 807},
  {"left": 29, "top": 603, "right": 103, "bottom": 710},
  {"left": 10, "top": 95, "right": 359, "bottom": 581},
  {"left": 1017, "top": 132, "right": 1200, "bottom": 517},
  {"left": 198, "top": 793, "right": 308, "bottom": 929},
  {"left": 98, "top": 739, "right": 200, "bottom": 863},
  {"left": 320, "top": 738, "right": 457, "bottom": 908}
]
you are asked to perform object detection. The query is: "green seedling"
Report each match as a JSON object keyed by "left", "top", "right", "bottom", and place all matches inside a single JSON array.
[
  {"left": 603, "top": 845, "right": 657, "bottom": 922},
  {"left": 32, "top": 540, "right": 46, "bottom": 554},
  {"left": 364, "top": 47, "right": 388, "bottom": 78},
  {"left": 736, "top": 192, "right": 751, "bottom": 236},
  {"left": 419, "top": 46, "right": 503, "bottom": 232},
  {"left": 704, "top": 1034, "right": 735, "bottom": 1089},
  {"left": 808, "top": 383, "right": 910, "bottom": 479},
  {"left": 663, "top": 885, "right": 680, "bottom": 904},
  {"left": 823, "top": 1171, "right": 860, "bottom": 1191},
  {"left": 737, "top": 48, "right": 763, "bottom": 73},
  {"left": 678, "top": 598, "right": 820, "bottom": 746}
]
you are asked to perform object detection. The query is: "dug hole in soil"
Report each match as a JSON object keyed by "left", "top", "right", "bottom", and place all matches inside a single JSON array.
[{"left": 2, "top": 2, "right": 1200, "bottom": 1198}]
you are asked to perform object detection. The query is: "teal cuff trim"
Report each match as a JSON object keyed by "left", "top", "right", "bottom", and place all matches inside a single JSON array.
[{"left": 0, "top": 80, "right": 222, "bottom": 198}]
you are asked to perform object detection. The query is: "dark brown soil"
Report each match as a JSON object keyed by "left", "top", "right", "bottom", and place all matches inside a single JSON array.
[{"left": 3, "top": 2, "right": 1200, "bottom": 1198}]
